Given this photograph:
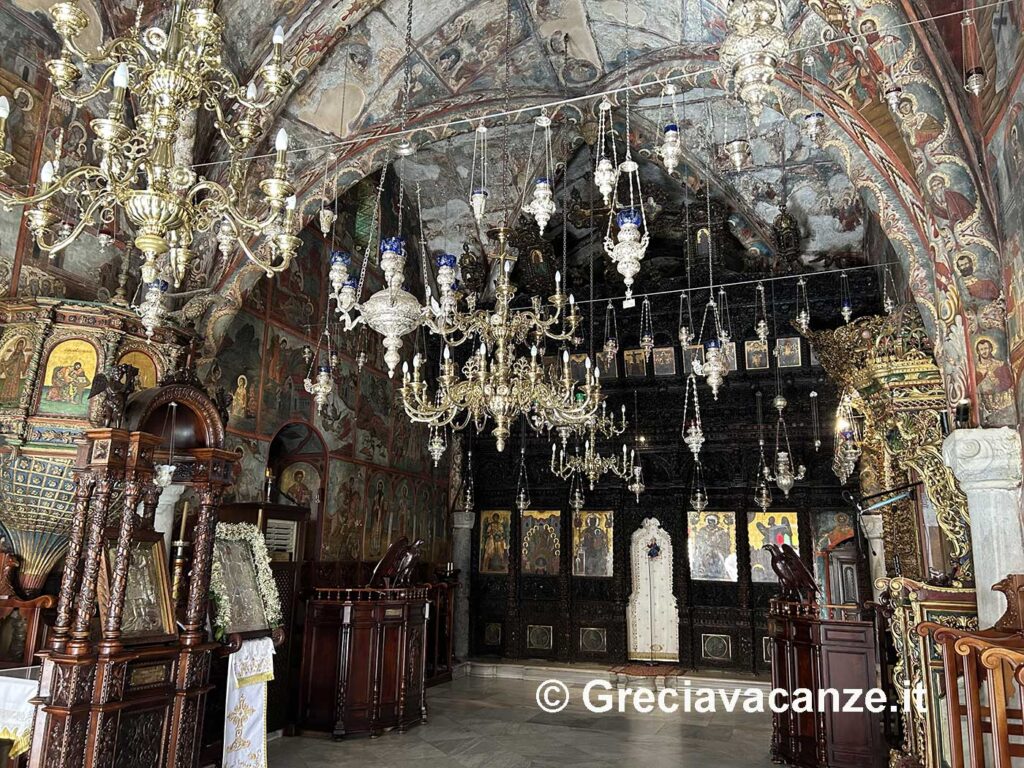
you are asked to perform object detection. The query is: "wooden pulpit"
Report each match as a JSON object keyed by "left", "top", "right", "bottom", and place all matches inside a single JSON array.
[{"left": 299, "top": 538, "right": 430, "bottom": 738}]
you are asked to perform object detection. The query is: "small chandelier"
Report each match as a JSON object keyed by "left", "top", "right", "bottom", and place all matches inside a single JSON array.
[
  {"left": 719, "top": 0, "right": 788, "bottom": 125},
  {"left": 763, "top": 394, "right": 806, "bottom": 497},
  {"left": 522, "top": 112, "right": 557, "bottom": 235},
  {"left": 0, "top": 1, "right": 299, "bottom": 288},
  {"left": 402, "top": 229, "right": 596, "bottom": 452},
  {"left": 427, "top": 400, "right": 448, "bottom": 466},
  {"left": 639, "top": 296, "right": 655, "bottom": 361},
  {"left": 551, "top": 404, "right": 633, "bottom": 491},
  {"left": 594, "top": 98, "right": 618, "bottom": 206}
]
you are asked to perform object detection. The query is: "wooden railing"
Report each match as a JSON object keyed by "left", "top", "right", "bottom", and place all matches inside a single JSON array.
[{"left": 918, "top": 575, "right": 1024, "bottom": 768}]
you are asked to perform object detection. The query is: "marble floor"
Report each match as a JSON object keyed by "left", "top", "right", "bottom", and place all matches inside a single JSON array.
[{"left": 268, "top": 676, "right": 776, "bottom": 768}]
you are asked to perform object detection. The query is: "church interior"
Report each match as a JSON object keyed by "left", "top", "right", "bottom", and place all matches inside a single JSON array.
[{"left": 0, "top": 0, "right": 1022, "bottom": 767}]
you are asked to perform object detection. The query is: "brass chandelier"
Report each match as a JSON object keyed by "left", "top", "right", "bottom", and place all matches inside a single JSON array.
[
  {"left": 400, "top": 228, "right": 601, "bottom": 452},
  {"left": 0, "top": 0, "right": 299, "bottom": 288},
  {"left": 550, "top": 403, "right": 635, "bottom": 490}
]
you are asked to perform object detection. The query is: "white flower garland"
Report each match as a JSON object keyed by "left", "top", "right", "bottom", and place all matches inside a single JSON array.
[{"left": 210, "top": 522, "right": 283, "bottom": 640}]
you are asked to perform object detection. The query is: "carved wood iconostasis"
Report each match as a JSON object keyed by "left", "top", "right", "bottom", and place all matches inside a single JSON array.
[{"left": 469, "top": 278, "right": 877, "bottom": 674}]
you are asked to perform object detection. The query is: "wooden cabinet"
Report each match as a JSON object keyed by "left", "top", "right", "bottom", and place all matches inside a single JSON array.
[{"left": 300, "top": 587, "right": 430, "bottom": 737}]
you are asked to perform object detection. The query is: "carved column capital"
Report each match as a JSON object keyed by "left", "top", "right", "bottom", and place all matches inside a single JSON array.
[
  {"left": 942, "top": 427, "right": 1022, "bottom": 492},
  {"left": 860, "top": 514, "right": 884, "bottom": 541},
  {"left": 452, "top": 511, "right": 475, "bottom": 530}
]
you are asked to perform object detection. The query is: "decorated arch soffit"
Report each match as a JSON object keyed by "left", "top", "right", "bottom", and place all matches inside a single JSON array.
[{"left": 187, "top": 0, "right": 1013, "bottom": 427}]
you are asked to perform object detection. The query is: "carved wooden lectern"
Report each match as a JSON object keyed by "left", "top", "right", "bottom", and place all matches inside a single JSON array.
[{"left": 299, "top": 537, "right": 430, "bottom": 738}]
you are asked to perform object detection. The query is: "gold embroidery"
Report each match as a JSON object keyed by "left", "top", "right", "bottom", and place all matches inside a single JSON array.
[{"left": 225, "top": 693, "right": 255, "bottom": 754}]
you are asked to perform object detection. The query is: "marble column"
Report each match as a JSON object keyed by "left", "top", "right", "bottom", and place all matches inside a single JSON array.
[
  {"left": 452, "top": 509, "right": 475, "bottom": 661},
  {"left": 860, "top": 514, "right": 886, "bottom": 602},
  {"left": 942, "top": 427, "right": 1024, "bottom": 627},
  {"left": 151, "top": 484, "right": 187, "bottom": 554}
]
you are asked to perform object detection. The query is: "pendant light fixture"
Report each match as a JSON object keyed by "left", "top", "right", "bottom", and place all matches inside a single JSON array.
[
  {"left": 794, "top": 276, "right": 811, "bottom": 333},
  {"left": 754, "top": 281, "right": 769, "bottom": 343},
  {"left": 627, "top": 391, "right": 645, "bottom": 502},
  {"left": 523, "top": 111, "right": 558, "bottom": 234},
  {"left": 639, "top": 296, "right": 655, "bottom": 361},
  {"left": 603, "top": 0, "right": 650, "bottom": 307},
  {"left": 303, "top": 326, "right": 336, "bottom": 412},
  {"left": 594, "top": 98, "right": 618, "bottom": 206},
  {"left": 516, "top": 424, "right": 532, "bottom": 512},
  {"left": 469, "top": 123, "right": 490, "bottom": 222},
  {"left": 691, "top": 160, "right": 730, "bottom": 400},
  {"left": 656, "top": 82, "right": 683, "bottom": 174},
  {"left": 839, "top": 270, "right": 853, "bottom": 322},
  {"left": 603, "top": 300, "right": 620, "bottom": 366},
  {"left": 882, "top": 265, "right": 899, "bottom": 314},
  {"left": 754, "top": 391, "right": 773, "bottom": 512},
  {"left": 962, "top": 5, "right": 987, "bottom": 96},
  {"left": 810, "top": 390, "right": 821, "bottom": 451}
]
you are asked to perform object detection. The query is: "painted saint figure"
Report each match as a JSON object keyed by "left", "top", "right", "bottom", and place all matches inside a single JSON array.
[
  {"left": 45, "top": 361, "right": 91, "bottom": 403},
  {"left": 0, "top": 339, "right": 30, "bottom": 403}
]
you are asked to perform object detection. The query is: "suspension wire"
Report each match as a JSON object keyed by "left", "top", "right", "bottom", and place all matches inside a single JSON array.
[
  {"left": 185, "top": 0, "right": 1013, "bottom": 173},
  {"left": 569, "top": 261, "right": 888, "bottom": 307}
]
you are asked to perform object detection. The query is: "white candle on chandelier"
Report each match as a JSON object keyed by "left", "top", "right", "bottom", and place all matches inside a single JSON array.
[
  {"left": 273, "top": 25, "right": 285, "bottom": 61},
  {"left": 0, "top": 96, "right": 9, "bottom": 120},
  {"left": 275, "top": 128, "right": 289, "bottom": 166},
  {"left": 246, "top": 82, "right": 258, "bottom": 102},
  {"left": 39, "top": 160, "right": 54, "bottom": 188}
]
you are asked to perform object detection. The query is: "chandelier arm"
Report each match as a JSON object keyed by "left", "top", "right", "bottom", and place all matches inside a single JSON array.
[
  {"left": 0, "top": 165, "right": 109, "bottom": 208},
  {"left": 59, "top": 33, "right": 154, "bottom": 72},
  {"left": 230, "top": 228, "right": 291, "bottom": 276},
  {"left": 188, "top": 180, "right": 278, "bottom": 232},
  {"left": 30, "top": 191, "right": 113, "bottom": 254}
]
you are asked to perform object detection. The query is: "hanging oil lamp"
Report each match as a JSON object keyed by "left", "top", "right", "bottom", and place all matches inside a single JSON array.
[
  {"left": 678, "top": 292, "right": 695, "bottom": 347},
  {"left": 839, "top": 270, "right": 853, "bottom": 322},
  {"left": 682, "top": 372, "right": 705, "bottom": 457},
  {"left": 603, "top": 300, "right": 619, "bottom": 366},
  {"left": 754, "top": 281, "right": 769, "bottom": 343},
  {"left": 656, "top": 83, "right": 683, "bottom": 174},
  {"left": 794, "top": 276, "right": 811, "bottom": 333},
  {"left": 763, "top": 394, "right": 806, "bottom": 497},
  {"left": 470, "top": 123, "right": 490, "bottom": 222},
  {"left": 882, "top": 265, "right": 898, "bottom": 314},
  {"left": 523, "top": 112, "right": 557, "bottom": 234},
  {"left": 962, "top": 8, "right": 987, "bottom": 96},
  {"left": 803, "top": 110, "right": 825, "bottom": 144},
  {"left": 689, "top": 459, "right": 709, "bottom": 513},
  {"left": 304, "top": 328, "right": 336, "bottom": 413},
  {"left": 639, "top": 295, "right": 655, "bottom": 361},
  {"left": 594, "top": 98, "right": 617, "bottom": 205},
  {"left": 723, "top": 137, "right": 751, "bottom": 172}
]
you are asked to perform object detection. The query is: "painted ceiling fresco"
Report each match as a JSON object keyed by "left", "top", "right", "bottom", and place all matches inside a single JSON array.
[{"left": 3, "top": 0, "right": 1019, "bottom": 428}]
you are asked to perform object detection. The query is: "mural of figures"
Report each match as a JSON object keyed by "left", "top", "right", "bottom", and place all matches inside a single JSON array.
[
  {"left": 688, "top": 512, "right": 737, "bottom": 582},
  {"left": 215, "top": 313, "right": 264, "bottom": 433},
  {"left": 321, "top": 459, "right": 365, "bottom": 561},
  {"left": 479, "top": 510, "right": 511, "bottom": 575},
  {"left": 572, "top": 510, "right": 613, "bottom": 577},
  {"left": 362, "top": 471, "right": 393, "bottom": 561},
  {"left": 314, "top": 358, "right": 357, "bottom": 455},
  {"left": 225, "top": 436, "right": 268, "bottom": 504},
  {"left": 748, "top": 511, "right": 800, "bottom": 583},
  {"left": 0, "top": 335, "right": 31, "bottom": 405},
  {"left": 117, "top": 350, "right": 158, "bottom": 390},
  {"left": 521, "top": 509, "right": 560, "bottom": 576},
  {"left": 280, "top": 462, "right": 319, "bottom": 508},
  {"left": 812, "top": 511, "right": 856, "bottom": 592},
  {"left": 38, "top": 339, "right": 97, "bottom": 417},
  {"left": 975, "top": 335, "right": 1016, "bottom": 423},
  {"left": 269, "top": 230, "right": 323, "bottom": 332},
  {"left": 356, "top": 370, "right": 391, "bottom": 464},
  {"left": 261, "top": 329, "right": 311, "bottom": 431}
]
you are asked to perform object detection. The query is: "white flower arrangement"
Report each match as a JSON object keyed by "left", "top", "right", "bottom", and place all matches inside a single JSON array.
[{"left": 210, "top": 522, "right": 284, "bottom": 640}]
